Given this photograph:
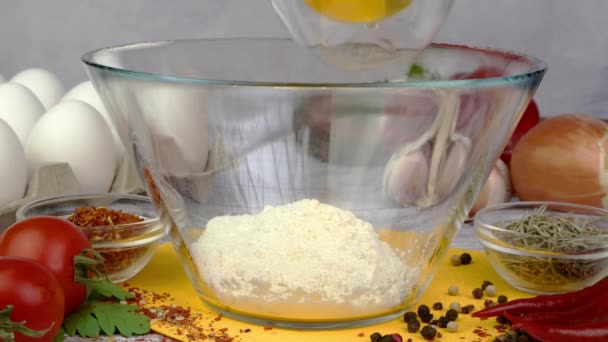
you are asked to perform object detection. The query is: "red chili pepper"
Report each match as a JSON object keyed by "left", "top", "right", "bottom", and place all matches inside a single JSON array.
[
  {"left": 511, "top": 320, "right": 608, "bottom": 342},
  {"left": 472, "top": 277, "right": 608, "bottom": 318},
  {"left": 504, "top": 296, "right": 608, "bottom": 325}
]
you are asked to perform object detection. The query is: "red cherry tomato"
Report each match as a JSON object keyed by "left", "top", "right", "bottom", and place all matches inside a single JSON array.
[
  {"left": 500, "top": 99, "right": 541, "bottom": 165},
  {"left": 0, "top": 257, "right": 65, "bottom": 342},
  {"left": 0, "top": 216, "right": 91, "bottom": 314}
]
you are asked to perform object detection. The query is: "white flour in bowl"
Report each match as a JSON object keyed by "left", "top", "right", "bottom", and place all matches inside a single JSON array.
[{"left": 191, "top": 199, "right": 417, "bottom": 318}]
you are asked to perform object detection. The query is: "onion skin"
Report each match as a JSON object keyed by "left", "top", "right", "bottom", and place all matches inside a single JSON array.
[{"left": 510, "top": 114, "right": 608, "bottom": 208}]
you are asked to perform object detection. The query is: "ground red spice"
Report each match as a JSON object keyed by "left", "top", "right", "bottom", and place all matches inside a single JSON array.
[{"left": 68, "top": 206, "right": 150, "bottom": 276}]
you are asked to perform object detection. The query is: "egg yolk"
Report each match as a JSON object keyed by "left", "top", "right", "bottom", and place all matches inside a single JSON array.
[{"left": 305, "top": 0, "right": 413, "bottom": 23}]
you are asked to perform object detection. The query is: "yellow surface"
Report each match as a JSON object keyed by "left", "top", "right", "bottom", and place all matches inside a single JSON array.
[
  {"left": 127, "top": 243, "right": 533, "bottom": 342},
  {"left": 304, "top": 0, "right": 413, "bottom": 23}
]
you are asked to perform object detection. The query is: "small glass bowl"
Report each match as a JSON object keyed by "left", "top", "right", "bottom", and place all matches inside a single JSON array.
[
  {"left": 16, "top": 193, "right": 166, "bottom": 283},
  {"left": 475, "top": 201, "right": 608, "bottom": 294}
]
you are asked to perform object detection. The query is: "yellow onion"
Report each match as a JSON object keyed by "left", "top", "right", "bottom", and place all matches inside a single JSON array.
[{"left": 510, "top": 113, "right": 608, "bottom": 208}]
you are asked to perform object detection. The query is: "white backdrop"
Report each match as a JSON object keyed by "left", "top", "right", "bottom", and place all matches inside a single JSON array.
[{"left": 1, "top": 0, "right": 606, "bottom": 118}]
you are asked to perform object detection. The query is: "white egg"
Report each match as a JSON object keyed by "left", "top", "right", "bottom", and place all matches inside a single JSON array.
[
  {"left": 11, "top": 68, "right": 65, "bottom": 110},
  {"left": 25, "top": 100, "right": 117, "bottom": 193},
  {"left": 0, "top": 82, "right": 45, "bottom": 145},
  {"left": 0, "top": 74, "right": 5, "bottom": 83},
  {"left": 62, "top": 81, "right": 125, "bottom": 162},
  {"left": 0, "top": 119, "right": 28, "bottom": 206},
  {"left": 136, "top": 83, "right": 209, "bottom": 177}
]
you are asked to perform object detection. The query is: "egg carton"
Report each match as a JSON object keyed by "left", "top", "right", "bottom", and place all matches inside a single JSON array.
[{"left": 0, "top": 157, "right": 144, "bottom": 230}]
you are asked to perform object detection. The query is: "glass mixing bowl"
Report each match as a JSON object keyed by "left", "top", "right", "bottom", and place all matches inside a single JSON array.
[{"left": 83, "top": 38, "right": 546, "bottom": 329}]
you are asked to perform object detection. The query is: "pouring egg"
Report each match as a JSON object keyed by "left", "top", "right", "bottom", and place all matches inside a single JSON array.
[
  {"left": 272, "top": 0, "right": 453, "bottom": 72},
  {"left": 305, "top": 0, "right": 413, "bottom": 23}
]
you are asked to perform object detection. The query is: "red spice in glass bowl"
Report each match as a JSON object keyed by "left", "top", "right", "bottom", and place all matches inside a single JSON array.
[{"left": 16, "top": 194, "right": 166, "bottom": 283}]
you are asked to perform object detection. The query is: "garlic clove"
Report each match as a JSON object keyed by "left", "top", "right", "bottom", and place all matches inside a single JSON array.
[
  {"left": 383, "top": 144, "right": 430, "bottom": 205},
  {"left": 469, "top": 159, "right": 512, "bottom": 216},
  {"left": 437, "top": 138, "right": 470, "bottom": 198}
]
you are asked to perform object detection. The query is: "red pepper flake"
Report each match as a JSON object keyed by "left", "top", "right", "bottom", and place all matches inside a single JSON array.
[
  {"left": 494, "top": 324, "right": 507, "bottom": 333},
  {"left": 263, "top": 326, "right": 273, "bottom": 331},
  {"left": 67, "top": 206, "right": 151, "bottom": 278},
  {"left": 357, "top": 332, "right": 365, "bottom": 337},
  {"left": 68, "top": 206, "right": 143, "bottom": 227},
  {"left": 473, "top": 328, "right": 491, "bottom": 338},
  {"left": 125, "top": 286, "right": 241, "bottom": 341}
]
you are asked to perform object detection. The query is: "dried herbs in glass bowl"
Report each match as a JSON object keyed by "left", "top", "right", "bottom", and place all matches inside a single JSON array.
[{"left": 474, "top": 202, "right": 608, "bottom": 294}]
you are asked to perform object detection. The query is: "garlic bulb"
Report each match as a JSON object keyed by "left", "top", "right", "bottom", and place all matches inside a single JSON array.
[{"left": 470, "top": 159, "right": 512, "bottom": 216}]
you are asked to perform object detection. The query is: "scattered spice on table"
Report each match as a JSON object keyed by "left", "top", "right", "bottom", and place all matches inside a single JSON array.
[{"left": 123, "top": 285, "right": 243, "bottom": 342}]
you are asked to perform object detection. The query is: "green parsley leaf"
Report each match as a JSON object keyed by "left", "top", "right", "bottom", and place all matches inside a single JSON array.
[
  {"left": 408, "top": 63, "right": 425, "bottom": 78},
  {"left": 87, "top": 280, "right": 134, "bottom": 301},
  {"left": 53, "top": 327, "right": 65, "bottom": 342},
  {"left": 407, "top": 63, "right": 441, "bottom": 80},
  {"left": 64, "top": 301, "right": 150, "bottom": 338}
]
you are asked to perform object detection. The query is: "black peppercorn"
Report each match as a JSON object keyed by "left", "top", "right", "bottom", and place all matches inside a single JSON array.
[
  {"left": 420, "top": 313, "right": 434, "bottom": 323},
  {"left": 379, "top": 335, "right": 395, "bottom": 342},
  {"left": 407, "top": 319, "right": 421, "bottom": 333},
  {"left": 498, "top": 295, "right": 508, "bottom": 304},
  {"left": 429, "top": 319, "right": 439, "bottom": 326},
  {"left": 417, "top": 304, "right": 430, "bottom": 316},
  {"left": 420, "top": 325, "right": 437, "bottom": 340},
  {"left": 496, "top": 315, "right": 511, "bottom": 325},
  {"left": 403, "top": 311, "right": 417, "bottom": 323},
  {"left": 370, "top": 332, "right": 383, "bottom": 342},
  {"left": 432, "top": 302, "right": 443, "bottom": 310},
  {"left": 437, "top": 316, "right": 450, "bottom": 328},
  {"left": 460, "top": 253, "right": 472, "bottom": 265},
  {"left": 445, "top": 308, "right": 458, "bottom": 321},
  {"left": 484, "top": 299, "right": 497, "bottom": 308},
  {"left": 472, "top": 288, "right": 484, "bottom": 299},
  {"left": 461, "top": 304, "right": 475, "bottom": 314}
]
